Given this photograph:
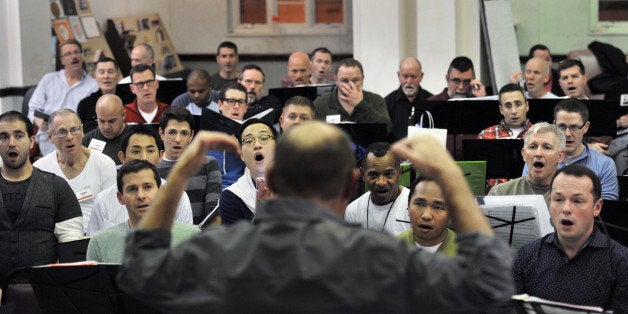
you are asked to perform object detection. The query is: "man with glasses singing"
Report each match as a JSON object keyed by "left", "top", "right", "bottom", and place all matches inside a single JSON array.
[
  {"left": 219, "top": 118, "right": 277, "bottom": 225},
  {"left": 428, "top": 56, "right": 486, "bottom": 100},
  {"left": 33, "top": 109, "right": 117, "bottom": 232},
  {"left": 521, "top": 99, "right": 619, "bottom": 200},
  {"left": 124, "top": 64, "right": 169, "bottom": 123},
  {"left": 28, "top": 39, "right": 98, "bottom": 155}
]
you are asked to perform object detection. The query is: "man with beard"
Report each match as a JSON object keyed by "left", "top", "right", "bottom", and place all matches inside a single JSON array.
[
  {"left": 172, "top": 69, "right": 218, "bottom": 115},
  {"left": 237, "top": 64, "right": 282, "bottom": 123},
  {"left": 521, "top": 99, "right": 619, "bottom": 200},
  {"left": 28, "top": 39, "right": 98, "bottom": 155},
  {"left": 427, "top": 56, "right": 486, "bottom": 100},
  {"left": 385, "top": 57, "right": 433, "bottom": 141},
  {"left": 489, "top": 122, "right": 566, "bottom": 204},
  {"left": 219, "top": 119, "right": 277, "bottom": 225},
  {"left": 345, "top": 142, "right": 410, "bottom": 236},
  {"left": 283, "top": 51, "right": 312, "bottom": 87},
  {"left": 0, "top": 111, "right": 83, "bottom": 283}
]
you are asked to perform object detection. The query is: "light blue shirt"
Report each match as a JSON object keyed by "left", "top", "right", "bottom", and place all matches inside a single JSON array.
[
  {"left": 522, "top": 143, "right": 619, "bottom": 200},
  {"left": 28, "top": 69, "right": 98, "bottom": 155}
]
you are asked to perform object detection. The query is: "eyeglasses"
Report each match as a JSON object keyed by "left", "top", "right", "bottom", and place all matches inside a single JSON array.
[
  {"left": 133, "top": 80, "right": 156, "bottom": 89},
  {"left": 61, "top": 50, "right": 82, "bottom": 58},
  {"left": 556, "top": 123, "right": 586, "bottom": 133},
  {"left": 450, "top": 78, "right": 472, "bottom": 86},
  {"left": 241, "top": 133, "right": 274, "bottom": 146},
  {"left": 223, "top": 98, "right": 248, "bottom": 106},
  {"left": 51, "top": 126, "right": 82, "bottom": 138}
]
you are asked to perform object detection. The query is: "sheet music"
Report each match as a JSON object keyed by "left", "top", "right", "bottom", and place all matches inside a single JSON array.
[{"left": 482, "top": 205, "right": 540, "bottom": 251}]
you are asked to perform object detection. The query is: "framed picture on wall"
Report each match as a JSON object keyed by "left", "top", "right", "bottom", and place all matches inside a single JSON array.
[{"left": 53, "top": 19, "right": 74, "bottom": 43}]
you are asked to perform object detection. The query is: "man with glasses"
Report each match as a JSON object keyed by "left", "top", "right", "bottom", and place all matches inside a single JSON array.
[
  {"left": 28, "top": 39, "right": 98, "bottom": 155},
  {"left": 521, "top": 99, "right": 619, "bottom": 200},
  {"left": 219, "top": 119, "right": 277, "bottom": 225},
  {"left": 158, "top": 107, "right": 221, "bottom": 225},
  {"left": 0, "top": 111, "right": 83, "bottom": 283},
  {"left": 33, "top": 109, "right": 116, "bottom": 232},
  {"left": 238, "top": 64, "right": 281, "bottom": 123},
  {"left": 314, "top": 58, "right": 392, "bottom": 133},
  {"left": 124, "top": 64, "right": 169, "bottom": 123},
  {"left": 428, "top": 56, "right": 486, "bottom": 100}
]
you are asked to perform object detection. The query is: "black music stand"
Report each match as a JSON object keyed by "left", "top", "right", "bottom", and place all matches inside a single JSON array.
[
  {"left": 29, "top": 264, "right": 158, "bottom": 314},
  {"left": 58, "top": 238, "right": 90, "bottom": 263},
  {"left": 462, "top": 139, "right": 524, "bottom": 178},
  {"left": 335, "top": 123, "right": 388, "bottom": 150},
  {"left": 268, "top": 86, "right": 318, "bottom": 105},
  {"left": 596, "top": 200, "right": 628, "bottom": 247}
]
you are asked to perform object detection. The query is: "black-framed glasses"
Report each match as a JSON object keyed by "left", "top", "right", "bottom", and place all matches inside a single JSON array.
[
  {"left": 223, "top": 98, "right": 248, "bottom": 106},
  {"left": 241, "top": 133, "right": 274, "bottom": 146},
  {"left": 556, "top": 123, "right": 586, "bottom": 133},
  {"left": 133, "top": 80, "right": 156, "bottom": 89},
  {"left": 51, "top": 126, "right": 82, "bottom": 138}
]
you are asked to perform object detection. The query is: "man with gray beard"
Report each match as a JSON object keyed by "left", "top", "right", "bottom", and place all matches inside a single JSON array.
[{"left": 384, "top": 57, "right": 433, "bottom": 141}]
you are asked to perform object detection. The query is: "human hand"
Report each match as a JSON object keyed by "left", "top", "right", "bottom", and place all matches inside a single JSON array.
[
  {"left": 470, "top": 79, "right": 486, "bottom": 97},
  {"left": 509, "top": 70, "right": 523, "bottom": 84},
  {"left": 617, "top": 114, "right": 628, "bottom": 129},
  {"left": 338, "top": 81, "right": 364, "bottom": 108},
  {"left": 588, "top": 142, "right": 609, "bottom": 155},
  {"left": 34, "top": 117, "right": 48, "bottom": 131},
  {"left": 175, "top": 131, "right": 241, "bottom": 178}
]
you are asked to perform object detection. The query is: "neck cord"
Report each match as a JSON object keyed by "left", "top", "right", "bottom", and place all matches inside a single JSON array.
[{"left": 366, "top": 195, "right": 396, "bottom": 232}]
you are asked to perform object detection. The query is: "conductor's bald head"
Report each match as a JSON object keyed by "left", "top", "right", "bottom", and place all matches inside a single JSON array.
[{"left": 267, "top": 121, "right": 355, "bottom": 206}]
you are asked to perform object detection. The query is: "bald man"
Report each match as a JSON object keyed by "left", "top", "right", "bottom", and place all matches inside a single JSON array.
[
  {"left": 385, "top": 57, "right": 434, "bottom": 141},
  {"left": 523, "top": 58, "right": 559, "bottom": 99},
  {"left": 172, "top": 69, "right": 219, "bottom": 115},
  {"left": 82, "top": 94, "right": 132, "bottom": 164},
  {"left": 119, "top": 43, "right": 166, "bottom": 84},
  {"left": 284, "top": 51, "right": 312, "bottom": 87},
  {"left": 118, "top": 122, "right": 513, "bottom": 312}
]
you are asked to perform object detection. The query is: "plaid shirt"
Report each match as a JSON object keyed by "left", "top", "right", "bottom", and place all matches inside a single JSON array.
[
  {"left": 477, "top": 119, "right": 533, "bottom": 192},
  {"left": 477, "top": 119, "right": 533, "bottom": 139}
]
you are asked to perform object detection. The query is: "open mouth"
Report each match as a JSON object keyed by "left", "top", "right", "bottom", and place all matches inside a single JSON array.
[
  {"left": 255, "top": 153, "right": 264, "bottom": 162},
  {"left": 418, "top": 223, "right": 433, "bottom": 231},
  {"left": 561, "top": 219, "right": 573, "bottom": 226},
  {"left": 66, "top": 144, "right": 76, "bottom": 149},
  {"left": 533, "top": 161, "right": 544, "bottom": 169},
  {"left": 8, "top": 152, "right": 18, "bottom": 158},
  {"left": 568, "top": 86, "right": 576, "bottom": 91}
]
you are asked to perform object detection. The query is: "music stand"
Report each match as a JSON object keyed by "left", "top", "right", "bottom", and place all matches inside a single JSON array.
[
  {"left": 268, "top": 86, "right": 318, "bottom": 105},
  {"left": 117, "top": 79, "right": 186, "bottom": 105},
  {"left": 462, "top": 139, "right": 524, "bottom": 178},
  {"left": 58, "top": 238, "right": 90, "bottom": 263},
  {"left": 477, "top": 195, "right": 553, "bottom": 251},
  {"left": 596, "top": 200, "right": 628, "bottom": 247},
  {"left": 335, "top": 123, "right": 388, "bottom": 149},
  {"left": 29, "top": 264, "right": 158, "bottom": 314}
]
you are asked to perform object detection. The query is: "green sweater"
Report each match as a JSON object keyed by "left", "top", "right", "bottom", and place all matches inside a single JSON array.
[
  {"left": 86, "top": 221, "right": 199, "bottom": 263},
  {"left": 397, "top": 228, "right": 458, "bottom": 257}
]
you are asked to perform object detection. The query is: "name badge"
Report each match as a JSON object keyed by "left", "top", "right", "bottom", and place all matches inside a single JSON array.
[
  {"left": 88, "top": 138, "right": 106, "bottom": 152},
  {"left": 326, "top": 114, "right": 341, "bottom": 124},
  {"left": 76, "top": 186, "right": 94, "bottom": 203}
]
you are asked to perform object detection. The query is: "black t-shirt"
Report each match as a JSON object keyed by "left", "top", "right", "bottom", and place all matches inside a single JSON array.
[{"left": 0, "top": 176, "right": 31, "bottom": 224}]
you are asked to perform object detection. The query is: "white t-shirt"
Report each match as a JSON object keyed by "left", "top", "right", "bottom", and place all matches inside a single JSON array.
[
  {"left": 344, "top": 186, "right": 411, "bottom": 236},
  {"left": 34, "top": 150, "right": 117, "bottom": 232}
]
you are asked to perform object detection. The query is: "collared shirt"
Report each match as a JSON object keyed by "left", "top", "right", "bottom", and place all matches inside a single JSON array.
[
  {"left": 118, "top": 197, "right": 514, "bottom": 313},
  {"left": 522, "top": 144, "right": 619, "bottom": 200},
  {"left": 478, "top": 119, "right": 532, "bottom": 139},
  {"left": 514, "top": 228, "right": 628, "bottom": 312},
  {"left": 384, "top": 86, "right": 433, "bottom": 142}
]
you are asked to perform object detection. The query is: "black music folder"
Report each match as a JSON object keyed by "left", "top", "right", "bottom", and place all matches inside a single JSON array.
[
  {"left": 30, "top": 264, "right": 158, "bottom": 313},
  {"left": 335, "top": 123, "right": 388, "bottom": 149},
  {"left": 462, "top": 139, "right": 524, "bottom": 178}
]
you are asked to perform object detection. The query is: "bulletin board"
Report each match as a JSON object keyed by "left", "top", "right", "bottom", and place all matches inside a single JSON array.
[
  {"left": 109, "top": 13, "right": 184, "bottom": 76},
  {"left": 50, "top": 0, "right": 114, "bottom": 74}
]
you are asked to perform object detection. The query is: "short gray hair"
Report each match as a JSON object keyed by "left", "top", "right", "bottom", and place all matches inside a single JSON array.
[{"left": 524, "top": 122, "right": 566, "bottom": 151}]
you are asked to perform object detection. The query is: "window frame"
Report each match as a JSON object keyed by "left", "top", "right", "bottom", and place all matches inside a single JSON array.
[{"left": 589, "top": 0, "right": 628, "bottom": 34}]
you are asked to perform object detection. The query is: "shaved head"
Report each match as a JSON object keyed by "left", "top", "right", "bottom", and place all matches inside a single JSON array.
[{"left": 95, "top": 94, "right": 126, "bottom": 139}]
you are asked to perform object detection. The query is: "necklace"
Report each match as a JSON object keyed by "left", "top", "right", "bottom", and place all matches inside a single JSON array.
[{"left": 366, "top": 195, "right": 396, "bottom": 232}]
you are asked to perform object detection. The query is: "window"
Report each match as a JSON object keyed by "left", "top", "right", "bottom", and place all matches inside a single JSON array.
[
  {"left": 230, "top": 0, "right": 348, "bottom": 36},
  {"left": 590, "top": 0, "right": 628, "bottom": 34}
]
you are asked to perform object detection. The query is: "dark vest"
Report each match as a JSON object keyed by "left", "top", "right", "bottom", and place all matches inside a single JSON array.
[{"left": 0, "top": 169, "right": 59, "bottom": 280}]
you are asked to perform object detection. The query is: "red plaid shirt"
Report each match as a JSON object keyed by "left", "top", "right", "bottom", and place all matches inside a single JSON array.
[
  {"left": 477, "top": 119, "right": 533, "bottom": 192},
  {"left": 477, "top": 119, "right": 533, "bottom": 139}
]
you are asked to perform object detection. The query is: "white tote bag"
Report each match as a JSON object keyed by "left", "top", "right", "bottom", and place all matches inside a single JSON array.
[{"left": 407, "top": 111, "right": 447, "bottom": 147}]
